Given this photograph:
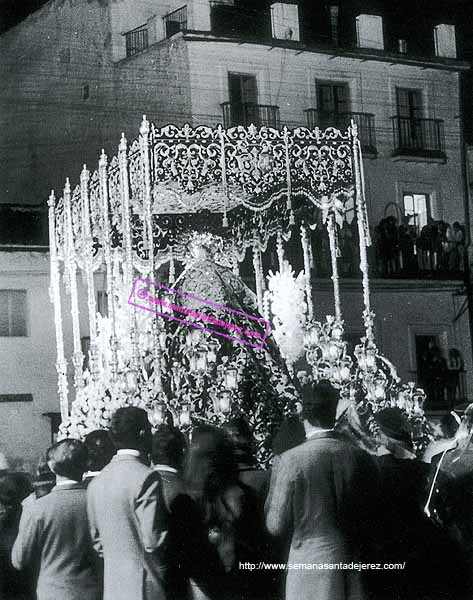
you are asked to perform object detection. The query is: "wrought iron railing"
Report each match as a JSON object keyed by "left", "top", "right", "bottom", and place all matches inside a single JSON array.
[
  {"left": 309, "top": 224, "right": 466, "bottom": 282},
  {"left": 221, "top": 102, "right": 280, "bottom": 128},
  {"left": 305, "top": 110, "right": 377, "bottom": 153},
  {"left": 210, "top": 1, "right": 271, "bottom": 39},
  {"left": 391, "top": 116, "right": 445, "bottom": 158},
  {"left": 125, "top": 25, "right": 149, "bottom": 57},
  {"left": 164, "top": 5, "right": 187, "bottom": 38}
]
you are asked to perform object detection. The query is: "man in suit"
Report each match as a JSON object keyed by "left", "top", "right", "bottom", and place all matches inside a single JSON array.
[
  {"left": 83, "top": 429, "right": 116, "bottom": 487},
  {"left": 265, "top": 381, "right": 375, "bottom": 600},
  {"left": 151, "top": 424, "right": 186, "bottom": 511},
  {"left": 87, "top": 407, "right": 169, "bottom": 600},
  {"left": 151, "top": 424, "right": 191, "bottom": 600},
  {"left": 11, "top": 439, "right": 100, "bottom": 600}
]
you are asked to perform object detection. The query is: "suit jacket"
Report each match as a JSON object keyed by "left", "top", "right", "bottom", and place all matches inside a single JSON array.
[
  {"left": 153, "top": 467, "right": 185, "bottom": 512},
  {"left": 87, "top": 453, "right": 168, "bottom": 600},
  {"left": 265, "top": 431, "right": 374, "bottom": 600},
  {"left": 11, "top": 483, "right": 100, "bottom": 600}
]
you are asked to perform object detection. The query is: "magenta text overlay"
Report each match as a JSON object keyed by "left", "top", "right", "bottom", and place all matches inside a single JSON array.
[{"left": 128, "top": 278, "right": 270, "bottom": 349}]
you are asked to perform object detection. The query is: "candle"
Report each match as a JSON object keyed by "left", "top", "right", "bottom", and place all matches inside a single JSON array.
[
  {"left": 196, "top": 350, "right": 208, "bottom": 372},
  {"left": 152, "top": 403, "right": 165, "bottom": 426},
  {"left": 332, "top": 326, "right": 343, "bottom": 340},
  {"left": 207, "top": 341, "right": 218, "bottom": 363},
  {"left": 219, "top": 390, "right": 232, "bottom": 414},
  {"left": 224, "top": 368, "right": 238, "bottom": 390},
  {"left": 329, "top": 343, "right": 341, "bottom": 359},
  {"left": 125, "top": 369, "right": 138, "bottom": 393},
  {"left": 179, "top": 404, "right": 191, "bottom": 427},
  {"left": 374, "top": 382, "right": 385, "bottom": 400}
]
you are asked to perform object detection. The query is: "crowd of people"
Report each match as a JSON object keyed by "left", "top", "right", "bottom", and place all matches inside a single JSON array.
[
  {"left": 304, "top": 216, "right": 467, "bottom": 281},
  {"left": 373, "top": 216, "right": 466, "bottom": 279},
  {"left": 1, "top": 382, "right": 473, "bottom": 600}
]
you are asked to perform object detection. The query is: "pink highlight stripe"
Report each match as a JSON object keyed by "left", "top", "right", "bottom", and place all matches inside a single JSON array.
[{"left": 128, "top": 278, "right": 270, "bottom": 349}]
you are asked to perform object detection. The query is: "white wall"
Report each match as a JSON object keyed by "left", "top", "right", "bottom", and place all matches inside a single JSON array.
[{"left": 0, "top": 253, "right": 57, "bottom": 471}]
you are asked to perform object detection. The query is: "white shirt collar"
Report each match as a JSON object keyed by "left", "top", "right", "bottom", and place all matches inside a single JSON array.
[
  {"left": 306, "top": 428, "right": 332, "bottom": 440},
  {"left": 55, "top": 478, "right": 79, "bottom": 486},
  {"left": 154, "top": 464, "right": 178, "bottom": 474},
  {"left": 83, "top": 471, "right": 101, "bottom": 479},
  {"left": 117, "top": 449, "right": 140, "bottom": 457}
]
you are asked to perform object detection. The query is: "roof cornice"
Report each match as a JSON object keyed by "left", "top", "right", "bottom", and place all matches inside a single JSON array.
[{"left": 182, "top": 31, "right": 470, "bottom": 73}]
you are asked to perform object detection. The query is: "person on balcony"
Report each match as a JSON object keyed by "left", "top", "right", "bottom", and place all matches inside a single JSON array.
[{"left": 448, "top": 222, "right": 465, "bottom": 273}]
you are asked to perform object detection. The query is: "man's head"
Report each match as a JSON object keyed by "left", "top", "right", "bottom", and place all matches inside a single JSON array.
[
  {"left": 374, "top": 407, "right": 413, "bottom": 453},
  {"left": 151, "top": 425, "right": 186, "bottom": 471},
  {"left": 222, "top": 416, "right": 255, "bottom": 465},
  {"left": 111, "top": 407, "right": 152, "bottom": 453},
  {"left": 46, "top": 439, "right": 88, "bottom": 482},
  {"left": 84, "top": 429, "right": 116, "bottom": 472},
  {"left": 302, "top": 380, "right": 338, "bottom": 430}
]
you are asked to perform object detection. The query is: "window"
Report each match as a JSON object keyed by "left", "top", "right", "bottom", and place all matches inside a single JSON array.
[
  {"left": 403, "top": 193, "right": 430, "bottom": 232},
  {"left": 0, "top": 394, "right": 32, "bottom": 402},
  {"left": 395, "top": 88, "right": 424, "bottom": 148},
  {"left": 317, "top": 81, "right": 350, "bottom": 114},
  {"left": 0, "top": 394, "right": 33, "bottom": 402},
  {"left": 396, "top": 88, "right": 423, "bottom": 120},
  {"left": 82, "top": 84, "right": 89, "bottom": 100},
  {"left": 415, "top": 333, "right": 449, "bottom": 410},
  {"left": 97, "top": 291, "right": 108, "bottom": 317},
  {"left": 229, "top": 73, "right": 257, "bottom": 106},
  {"left": 0, "top": 290, "right": 27, "bottom": 337},
  {"left": 316, "top": 81, "right": 350, "bottom": 131},
  {"left": 228, "top": 73, "right": 258, "bottom": 126}
]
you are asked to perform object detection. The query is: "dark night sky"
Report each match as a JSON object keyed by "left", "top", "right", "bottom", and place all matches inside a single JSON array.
[
  {"left": 0, "top": 0, "right": 471, "bottom": 45},
  {"left": 1, "top": 0, "right": 471, "bottom": 50}
]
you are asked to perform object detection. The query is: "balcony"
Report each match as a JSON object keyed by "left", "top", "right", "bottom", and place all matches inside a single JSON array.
[
  {"left": 125, "top": 25, "right": 149, "bottom": 58},
  {"left": 221, "top": 102, "right": 280, "bottom": 128},
  {"left": 305, "top": 110, "right": 376, "bottom": 155},
  {"left": 391, "top": 116, "right": 446, "bottom": 161},
  {"left": 164, "top": 5, "right": 187, "bottom": 39},
  {"left": 209, "top": 1, "right": 271, "bottom": 39}
]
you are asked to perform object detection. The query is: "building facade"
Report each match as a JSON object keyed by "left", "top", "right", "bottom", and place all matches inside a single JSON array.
[{"left": 0, "top": 0, "right": 471, "bottom": 466}]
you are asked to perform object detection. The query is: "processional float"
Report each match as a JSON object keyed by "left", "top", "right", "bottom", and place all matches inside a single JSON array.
[{"left": 48, "top": 118, "right": 429, "bottom": 459}]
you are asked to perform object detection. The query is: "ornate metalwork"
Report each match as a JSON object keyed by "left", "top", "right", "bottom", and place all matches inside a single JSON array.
[{"left": 50, "top": 119, "right": 367, "bottom": 418}]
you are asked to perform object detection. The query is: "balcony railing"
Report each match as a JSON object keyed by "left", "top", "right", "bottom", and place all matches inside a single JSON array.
[
  {"left": 221, "top": 102, "right": 280, "bottom": 128},
  {"left": 391, "top": 116, "right": 445, "bottom": 159},
  {"left": 305, "top": 110, "right": 376, "bottom": 154},
  {"left": 164, "top": 5, "right": 187, "bottom": 38},
  {"left": 210, "top": 1, "right": 271, "bottom": 39},
  {"left": 309, "top": 220, "right": 466, "bottom": 282},
  {"left": 125, "top": 25, "right": 149, "bottom": 58}
]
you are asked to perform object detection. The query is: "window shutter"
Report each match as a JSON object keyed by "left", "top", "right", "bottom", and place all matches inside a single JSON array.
[{"left": 396, "top": 88, "right": 411, "bottom": 118}]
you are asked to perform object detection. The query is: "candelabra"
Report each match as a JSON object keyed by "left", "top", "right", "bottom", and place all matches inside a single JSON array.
[
  {"left": 148, "top": 328, "right": 243, "bottom": 430},
  {"left": 303, "top": 316, "right": 353, "bottom": 391}
]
